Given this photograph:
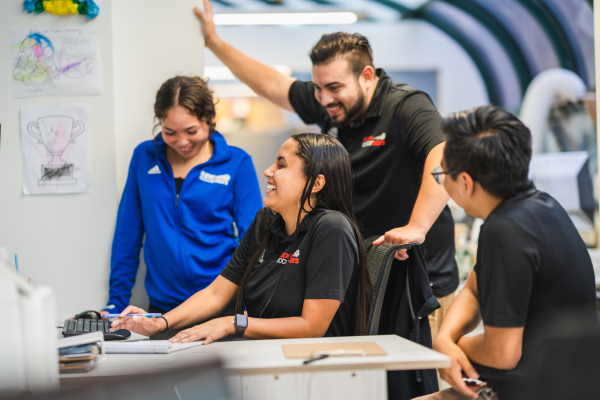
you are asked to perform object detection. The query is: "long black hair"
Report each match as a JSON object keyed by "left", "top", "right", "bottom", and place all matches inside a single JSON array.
[{"left": 235, "top": 133, "right": 372, "bottom": 335}]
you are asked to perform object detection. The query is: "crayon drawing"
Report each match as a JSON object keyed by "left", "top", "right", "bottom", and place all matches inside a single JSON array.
[
  {"left": 21, "top": 103, "right": 89, "bottom": 194},
  {"left": 12, "top": 29, "right": 102, "bottom": 97}
]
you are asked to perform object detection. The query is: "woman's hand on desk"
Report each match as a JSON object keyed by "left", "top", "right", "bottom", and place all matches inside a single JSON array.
[
  {"left": 170, "top": 316, "right": 234, "bottom": 344},
  {"left": 109, "top": 305, "right": 164, "bottom": 337}
]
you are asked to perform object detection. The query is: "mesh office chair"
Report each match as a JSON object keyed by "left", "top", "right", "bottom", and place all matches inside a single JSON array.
[{"left": 364, "top": 239, "right": 418, "bottom": 335}]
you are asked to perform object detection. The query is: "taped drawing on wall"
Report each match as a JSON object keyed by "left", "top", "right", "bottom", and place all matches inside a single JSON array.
[
  {"left": 20, "top": 103, "right": 89, "bottom": 194},
  {"left": 11, "top": 29, "right": 103, "bottom": 97}
]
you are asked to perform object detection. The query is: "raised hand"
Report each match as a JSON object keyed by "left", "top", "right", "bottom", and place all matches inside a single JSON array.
[{"left": 193, "top": 0, "right": 219, "bottom": 48}]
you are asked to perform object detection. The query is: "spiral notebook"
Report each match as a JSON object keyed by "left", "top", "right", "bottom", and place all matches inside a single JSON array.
[{"left": 102, "top": 340, "right": 202, "bottom": 354}]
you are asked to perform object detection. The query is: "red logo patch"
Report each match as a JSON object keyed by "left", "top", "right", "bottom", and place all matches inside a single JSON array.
[
  {"left": 277, "top": 249, "right": 300, "bottom": 265},
  {"left": 362, "top": 132, "right": 387, "bottom": 148}
]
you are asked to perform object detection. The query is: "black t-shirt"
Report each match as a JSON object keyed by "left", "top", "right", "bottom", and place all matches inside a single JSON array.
[
  {"left": 220, "top": 207, "right": 359, "bottom": 337},
  {"left": 288, "top": 69, "right": 458, "bottom": 296},
  {"left": 473, "top": 186, "right": 597, "bottom": 395}
]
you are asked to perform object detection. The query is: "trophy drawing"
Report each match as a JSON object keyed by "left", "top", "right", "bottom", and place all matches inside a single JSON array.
[{"left": 27, "top": 115, "right": 84, "bottom": 184}]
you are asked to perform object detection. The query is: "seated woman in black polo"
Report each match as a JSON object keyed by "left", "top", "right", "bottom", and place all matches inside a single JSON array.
[{"left": 111, "top": 133, "right": 371, "bottom": 342}]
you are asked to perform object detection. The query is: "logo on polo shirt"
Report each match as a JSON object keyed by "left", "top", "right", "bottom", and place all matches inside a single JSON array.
[
  {"left": 147, "top": 165, "right": 161, "bottom": 174},
  {"left": 199, "top": 171, "right": 231, "bottom": 186},
  {"left": 277, "top": 249, "right": 301, "bottom": 265},
  {"left": 361, "top": 132, "right": 386, "bottom": 148}
]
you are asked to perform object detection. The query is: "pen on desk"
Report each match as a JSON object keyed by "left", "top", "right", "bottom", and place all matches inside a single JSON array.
[
  {"left": 303, "top": 353, "right": 329, "bottom": 365},
  {"left": 105, "top": 313, "right": 162, "bottom": 319}
]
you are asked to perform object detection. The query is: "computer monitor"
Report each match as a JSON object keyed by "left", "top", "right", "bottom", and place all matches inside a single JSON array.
[
  {"left": 0, "top": 262, "right": 58, "bottom": 396},
  {"left": 529, "top": 151, "right": 595, "bottom": 228},
  {"left": 1, "top": 356, "right": 231, "bottom": 400}
]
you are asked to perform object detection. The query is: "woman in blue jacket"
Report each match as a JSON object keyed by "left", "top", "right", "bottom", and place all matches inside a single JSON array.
[{"left": 105, "top": 76, "right": 262, "bottom": 314}]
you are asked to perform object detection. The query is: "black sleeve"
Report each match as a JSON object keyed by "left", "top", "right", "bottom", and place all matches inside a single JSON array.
[
  {"left": 288, "top": 80, "right": 329, "bottom": 127},
  {"left": 220, "top": 208, "right": 266, "bottom": 285},
  {"left": 396, "top": 91, "right": 445, "bottom": 162},
  {"left": 474, "top": 218, "right": 540, "bottom": 327},
  {"left": 304, "top": 213, "right": 358, "bottom": 301}
]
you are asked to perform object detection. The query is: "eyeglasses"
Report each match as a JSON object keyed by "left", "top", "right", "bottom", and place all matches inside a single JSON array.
[{"left": 431, "top": 165, "right": 454, "bottom": 185}]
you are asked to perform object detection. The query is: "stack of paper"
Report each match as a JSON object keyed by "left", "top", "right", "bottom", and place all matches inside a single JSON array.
[
  {"left": 102, "top": 340, "right": 202, "bottom": 354},
  {"left": 58, "top": 331, "right": 103, "bottom": 373}
]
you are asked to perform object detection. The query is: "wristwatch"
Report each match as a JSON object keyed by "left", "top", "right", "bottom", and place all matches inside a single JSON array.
[{"left": 234, "top": 313, "right": 248, "bottom": 337}]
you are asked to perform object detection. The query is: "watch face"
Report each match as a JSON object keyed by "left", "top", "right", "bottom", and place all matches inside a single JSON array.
[{"left": 235, "top": 314, "right": 248, "bottom": 329}]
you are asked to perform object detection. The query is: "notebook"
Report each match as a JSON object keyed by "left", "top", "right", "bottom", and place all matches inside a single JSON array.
[
  {"left": 58, "top": 331, "right": 103, "bottom": 349},
  {"left": 102, "top": 340, "right": 202, "bottom": 354}
]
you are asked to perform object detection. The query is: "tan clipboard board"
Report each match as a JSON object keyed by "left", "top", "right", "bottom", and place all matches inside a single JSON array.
[{"left": 282, "top": 341, "right": 387, "bottom": 358}]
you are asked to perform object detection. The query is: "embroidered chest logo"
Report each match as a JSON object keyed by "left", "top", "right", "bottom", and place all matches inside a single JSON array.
[
  {"left": 199, "top": 171, "right": 231, "bottom": 185},
  {"left": 361, "top": 132, "right": 386, "bottom": 148},
  {"left": 277, "top": 249, "right": 301, "bottom": 265},
  {"left": 147, "top": 165, "right": 161, "bottom": 174}
]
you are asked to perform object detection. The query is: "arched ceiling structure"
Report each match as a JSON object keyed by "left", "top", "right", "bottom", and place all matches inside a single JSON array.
[{"left": 210, "top": 0, "right": 594, "bottom": 112}]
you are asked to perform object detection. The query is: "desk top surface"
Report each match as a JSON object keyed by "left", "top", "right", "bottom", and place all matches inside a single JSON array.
[{"left": 61, "top": 334, "right": 449, "bottom": 378}]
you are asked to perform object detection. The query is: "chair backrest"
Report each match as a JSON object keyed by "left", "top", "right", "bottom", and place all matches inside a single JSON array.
[{"left": 364, "top": 239, "right": 416, "bottom": 335}]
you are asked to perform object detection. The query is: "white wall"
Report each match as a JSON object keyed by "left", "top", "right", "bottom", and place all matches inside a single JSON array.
[
  {"left": 206, "top": 21, "right": 489, "bottom": 116},
  {"left": 0, "top": 1, "right": 116, "bottom": 321}
]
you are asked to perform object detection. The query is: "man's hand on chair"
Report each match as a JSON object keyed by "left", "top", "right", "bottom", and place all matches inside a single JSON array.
[{"left": 372, "top": 225, "right": 426, "bottom": 260}]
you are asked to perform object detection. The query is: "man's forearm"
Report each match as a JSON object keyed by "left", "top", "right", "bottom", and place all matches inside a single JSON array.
[
  {"left": 206, "top": 38, "right": 294, "bottom": 110},
  {"left": 408, "top": 143, "right": 449, "bottom": 234},
  {"left": 436, "top": 279, "right": 481, "bottom": 343}
]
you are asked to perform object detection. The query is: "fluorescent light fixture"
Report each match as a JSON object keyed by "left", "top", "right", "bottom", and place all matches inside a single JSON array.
[
  {"left": 205, "top": 65, "right": 291, "bottom": 81},
  {"left": 214, "top": 11, "right": 358, "bottom": 26}
]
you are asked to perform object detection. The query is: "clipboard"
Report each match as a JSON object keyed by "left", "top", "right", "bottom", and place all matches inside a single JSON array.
[{"left": 282, "top": 341, "right": 387, "bottom": 359}]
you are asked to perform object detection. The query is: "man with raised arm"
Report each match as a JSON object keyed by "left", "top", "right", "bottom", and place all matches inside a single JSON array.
[{"left": 194, "top": 2, "right": 459, "bottom": 398}]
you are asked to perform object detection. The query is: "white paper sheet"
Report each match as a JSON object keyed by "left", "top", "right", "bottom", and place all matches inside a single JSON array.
[
  {"left": 20, "top": 103, "right": 90, "bottom": 195},
  {"left": 102, "top": 340, "right": 203, "bottom": 354},
  {"left": 11, "top": 29, "right": 103, "bottom": 97}
]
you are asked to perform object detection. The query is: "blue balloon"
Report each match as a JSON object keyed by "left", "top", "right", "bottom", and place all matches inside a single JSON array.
[
  {"left": 83, "top": 0, "right": 100, "bottom": 19},
  {"left": 23, "top": 0, "right": 36, "bottom": 13}
]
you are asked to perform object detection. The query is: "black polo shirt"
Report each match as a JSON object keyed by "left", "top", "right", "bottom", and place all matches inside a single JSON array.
[
  {"left": 472, "top": 186, "right": 597, "bottom": 397},
  {"left": 220, "top": 207, "right": 359, "bottom": 337},
  {"left": 288, "top": 69, "right": 458, "bottom": 296}
]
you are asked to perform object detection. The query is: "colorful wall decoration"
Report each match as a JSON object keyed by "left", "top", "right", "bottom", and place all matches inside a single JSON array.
[{"left": 23, "top": 0, "right": 100, "bottom": 19}]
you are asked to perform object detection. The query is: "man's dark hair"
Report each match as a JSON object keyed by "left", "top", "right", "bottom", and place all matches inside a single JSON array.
[
  {"left": 442, "top": 105, "right": 532, "bottom": 198},
  {"left": 309, "top": 32, "right": 374, "bottom": 76}
]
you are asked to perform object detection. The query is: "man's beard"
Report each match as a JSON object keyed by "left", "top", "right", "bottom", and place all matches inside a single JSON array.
[{"left": 327, "top": 91, "right": 367, "bottom": 128}]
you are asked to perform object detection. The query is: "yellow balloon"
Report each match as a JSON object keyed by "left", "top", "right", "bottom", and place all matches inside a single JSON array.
[{"left": 43, "top": 0, "right": 79, "bottom": 16}]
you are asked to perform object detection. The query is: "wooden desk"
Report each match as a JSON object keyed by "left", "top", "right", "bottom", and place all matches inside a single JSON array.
[{"left": 61, "top": 334, "right": 449, "bottom": 400}]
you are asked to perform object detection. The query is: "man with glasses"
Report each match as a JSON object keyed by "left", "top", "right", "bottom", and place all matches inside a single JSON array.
[{"left": 428, "top": 105, "right": 596, "bottom": 399}]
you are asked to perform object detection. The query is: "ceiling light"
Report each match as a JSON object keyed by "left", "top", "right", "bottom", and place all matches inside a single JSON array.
[{"left": 214, "top": 11, "right": 358, "bottom": 26}]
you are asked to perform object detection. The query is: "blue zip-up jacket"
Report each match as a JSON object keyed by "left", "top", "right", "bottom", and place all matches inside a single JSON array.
[{"left": 107, "top": 132, "right": 262, "bottom": 313}]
